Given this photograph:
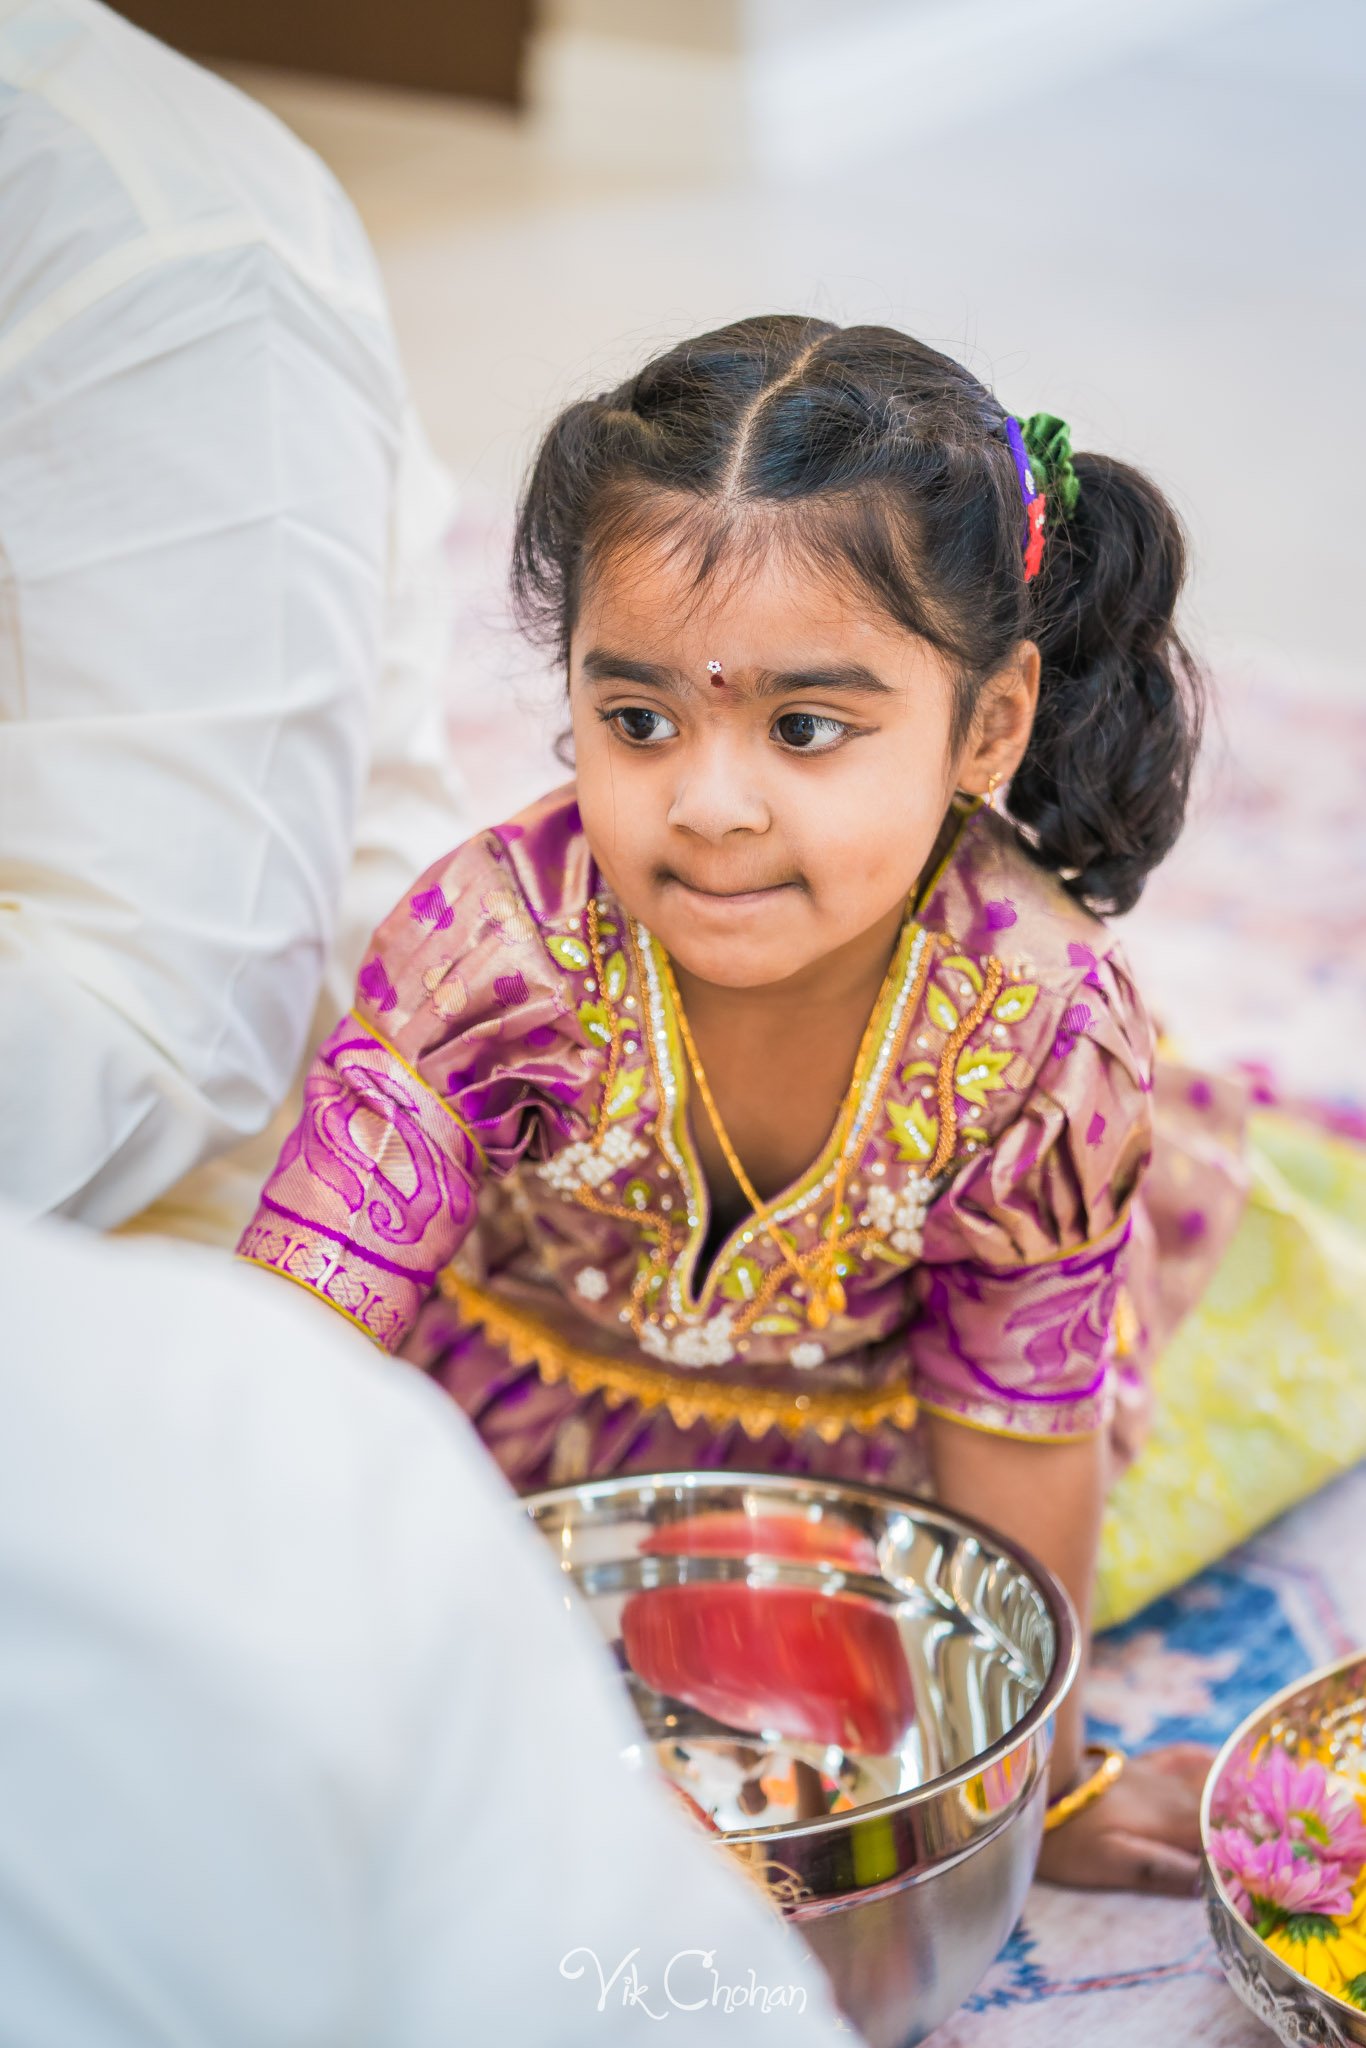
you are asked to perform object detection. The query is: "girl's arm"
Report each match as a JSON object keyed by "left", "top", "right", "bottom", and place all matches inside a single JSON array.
[
  {"left": 923, "top": 1412, "right": 1208, "bottom": 1893},
  {"left": 924, "top": 1414, "right": 1104, "bottom": 1797},
  {"left": 236, "top": 827, "right": 582, "bottom": 1353}
]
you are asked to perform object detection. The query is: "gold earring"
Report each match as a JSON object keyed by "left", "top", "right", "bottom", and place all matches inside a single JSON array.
[{"left": 958, "top": 770, "right": 1003, "bottom": 808}]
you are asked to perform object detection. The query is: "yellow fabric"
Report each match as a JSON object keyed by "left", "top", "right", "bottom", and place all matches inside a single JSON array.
[{"left": 1096, "top": 1110, "right": 1366, "bottom": 1629}]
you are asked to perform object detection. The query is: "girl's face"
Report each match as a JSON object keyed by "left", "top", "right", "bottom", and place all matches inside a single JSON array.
[{"left": 570, "top": 526, "right": 1037, "bottom": 990}]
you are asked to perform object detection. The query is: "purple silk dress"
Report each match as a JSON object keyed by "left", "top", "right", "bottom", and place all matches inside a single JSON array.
[{"left": 238, "top": 786, "right": 1248, "bottom": 1493}]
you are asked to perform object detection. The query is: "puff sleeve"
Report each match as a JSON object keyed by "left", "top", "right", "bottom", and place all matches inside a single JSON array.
[
  {"left": 237, "top": 829, "right": 592, "bottom": 1349},
  {"left": 907, "top": 948, "right": 1156, "bottom": 1441}
]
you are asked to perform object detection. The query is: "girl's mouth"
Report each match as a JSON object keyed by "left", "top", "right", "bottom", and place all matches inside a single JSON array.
[{"left": 664, "top": 874, "right": 798, "bottom": 906}]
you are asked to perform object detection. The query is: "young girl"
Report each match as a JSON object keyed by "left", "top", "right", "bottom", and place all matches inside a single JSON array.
[{"left": 239, "top": 317, "right": 1366, "bottom": 1894}]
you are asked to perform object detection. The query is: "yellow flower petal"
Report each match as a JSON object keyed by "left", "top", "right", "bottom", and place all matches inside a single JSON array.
[
  {"left": 1301, "top": 1941, "right": 1345, "bottom": 1993},
  {"left": 1326, "top": 1926, "right": 1366, "bottom": 1975}
]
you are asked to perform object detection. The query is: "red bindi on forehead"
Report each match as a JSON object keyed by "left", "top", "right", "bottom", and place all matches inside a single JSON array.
[{"left": 707, "top": 660, "right": 726, "bottom": 688}]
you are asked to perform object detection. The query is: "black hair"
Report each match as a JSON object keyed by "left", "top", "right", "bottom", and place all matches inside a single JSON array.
[{"left": 512, "top": 314, "right": 1203, "bottom": 915}]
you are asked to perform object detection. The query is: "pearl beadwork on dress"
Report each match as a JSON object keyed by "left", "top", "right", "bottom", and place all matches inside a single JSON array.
[
  {"left": 865, "top": 1177, "right": 934, "bottom": 1258},
  {"left": 537, "top": 1122, "right": 647, "bottom": 1194},
  {"left": 640, "top": 1308, "right": 739, "bottom": 1367}
]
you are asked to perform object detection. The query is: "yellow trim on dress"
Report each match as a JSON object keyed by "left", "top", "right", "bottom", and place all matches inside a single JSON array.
[
  {"left": 916, "top": 1395, "right": 1103, "bottom": 1444},
  {"left": 346, "top": 1009, "right": 488, "bottom": 1164},
  {"left": 439, "top": 1271, "right": 919, "bottom": 1445},
  {"left": 237, "top": 1252, "right": 388, "bottom": 1348}
]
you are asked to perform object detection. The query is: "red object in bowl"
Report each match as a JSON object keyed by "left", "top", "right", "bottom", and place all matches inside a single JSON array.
[
  {"left": 641, "top": 1509, "right": 880, "bottom": 1575},
  {"left": 621, "top": 1581, "right": 916, "bottom": 1755}
]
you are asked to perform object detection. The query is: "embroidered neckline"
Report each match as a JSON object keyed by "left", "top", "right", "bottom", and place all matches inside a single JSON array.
[
  {"left": 615, "top": 802, "right": 986, "bottom": 1325},
  {"left": 627, "top": 911, "right": 935, "bottom": 1322}
]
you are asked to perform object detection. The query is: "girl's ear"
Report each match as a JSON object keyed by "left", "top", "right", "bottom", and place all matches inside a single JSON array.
[{"left": 955, "top": 642, "right": 1041, "bottom": 799}]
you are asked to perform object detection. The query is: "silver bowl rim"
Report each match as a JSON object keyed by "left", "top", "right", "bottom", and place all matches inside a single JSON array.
[
  {"left": 522, "top": 1466, "right": 1080, "bottom": 1845},
  {"left": 1199, "top": 1645, "right": 1366, "bottom": 2024}
]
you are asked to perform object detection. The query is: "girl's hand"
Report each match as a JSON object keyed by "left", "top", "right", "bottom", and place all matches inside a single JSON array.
[{"left": 1036, "top": 1743, "right": 1214, "bottom": 1894}]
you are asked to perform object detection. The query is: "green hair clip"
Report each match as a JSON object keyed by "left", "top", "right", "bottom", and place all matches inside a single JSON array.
[{"left": 1019, "top": 413, "right": 1081, "bottom": 518}]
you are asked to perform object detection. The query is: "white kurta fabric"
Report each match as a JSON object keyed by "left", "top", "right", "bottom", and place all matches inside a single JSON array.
[
  {"left": 0, "top": 1213, "right": 848, "bottom": 2045},
  {"left": 0, "top": 0, "right": 468, "bottom": 1232}
]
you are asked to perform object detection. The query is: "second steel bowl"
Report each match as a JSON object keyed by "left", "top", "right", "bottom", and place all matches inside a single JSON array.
[{"left": 1202, "top": 1651, "right": 1366, "bottom": 2047}]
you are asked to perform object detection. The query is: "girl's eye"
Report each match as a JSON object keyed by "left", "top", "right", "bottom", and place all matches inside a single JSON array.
[
  {"left": 608, "top": 706, "right": 679, "bottom": 745},
  {"left": 773, "top": 712, "right": 848, "bottom": 752}
]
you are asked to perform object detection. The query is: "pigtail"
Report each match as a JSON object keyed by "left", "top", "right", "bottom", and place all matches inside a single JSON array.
[{"left": 1008, "top": 453, "right": 1205, "bottom": 916}]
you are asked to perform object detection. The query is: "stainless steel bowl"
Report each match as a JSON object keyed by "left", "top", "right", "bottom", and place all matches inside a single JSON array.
[
  {"left": 1202, "top": 1651, "right": 1366, "bottom": 2047},
  {"left": 523, "top": 1470, "right": 1078, "bottom": 2047}
]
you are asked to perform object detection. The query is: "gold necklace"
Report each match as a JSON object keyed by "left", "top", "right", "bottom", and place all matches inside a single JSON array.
[{"left": 658, "top": 947, "right": 901, "bottom": 1331}]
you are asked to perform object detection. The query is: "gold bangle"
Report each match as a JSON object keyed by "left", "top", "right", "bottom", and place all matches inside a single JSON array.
[{"left": 1043, "top": 1744, "right": 1125, "bottom": 1833}]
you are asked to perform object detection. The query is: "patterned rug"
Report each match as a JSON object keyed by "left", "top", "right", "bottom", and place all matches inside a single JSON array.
[
  {"left": 1118, "top": 653, "right": 1366, "bottom": 1112},
  {"left": 443, "top": 508, "right": 1366, "bottom": 2045},
  {"left": 939, "top": 1465, "right": 1366, "bottom": 2047}
]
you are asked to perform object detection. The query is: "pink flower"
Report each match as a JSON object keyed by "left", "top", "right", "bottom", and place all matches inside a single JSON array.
[
  {"left": 1209, "top": 1828, "right": 1356, "bottom": 1922},
  {"left": 1210, "top": 1753, "right": 1263, "bottom": 1836},
  {"left": 1249, "top": 1751, "right": 1366, "bottom": 1873},
  {"left": 1208, "top": 1826, "right": 1255, "bottom": 1917}
]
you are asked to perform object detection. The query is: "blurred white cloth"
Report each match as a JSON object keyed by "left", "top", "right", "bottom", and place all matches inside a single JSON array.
[
  {"left": 0, "top": 0, "right": 468, "bottom": 1235},
  {"left": 0, "top": 1212, "right": 850, "bottom": 2045}
]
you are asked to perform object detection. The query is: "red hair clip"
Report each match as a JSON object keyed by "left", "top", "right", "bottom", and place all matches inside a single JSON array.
[
  {"left": 1023, "top": 492, "right": 1048, "bottom": 582},
  {"left": 1006, "top": 417, "right": 1048, "bottom": 583}
]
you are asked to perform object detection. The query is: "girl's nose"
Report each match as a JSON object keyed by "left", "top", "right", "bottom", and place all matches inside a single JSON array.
[{"left": 666, "top": 744, "right": 770, "bottom": 841}]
